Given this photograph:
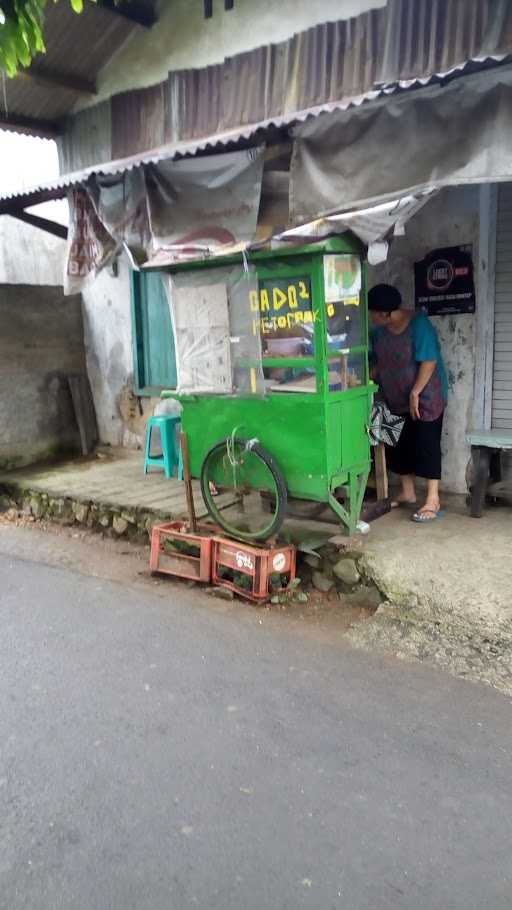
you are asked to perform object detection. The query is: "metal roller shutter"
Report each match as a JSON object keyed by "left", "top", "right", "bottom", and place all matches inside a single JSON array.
[{"left": 492, "top": 184, "right": 512, "bottom": 429}]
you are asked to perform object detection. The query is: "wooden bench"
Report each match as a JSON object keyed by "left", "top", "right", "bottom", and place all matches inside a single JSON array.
[{"left": 466, "top": 429, "right": 512, "bottom": 517}]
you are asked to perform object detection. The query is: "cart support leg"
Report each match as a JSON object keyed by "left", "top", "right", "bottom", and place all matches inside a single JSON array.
[{"left": 328, "top": 468, "right": 369, "bottom": 535}]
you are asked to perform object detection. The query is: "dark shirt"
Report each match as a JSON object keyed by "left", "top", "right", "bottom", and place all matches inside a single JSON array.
[{"left": 371, "top": 313, "right": 447, "bottom": 421}]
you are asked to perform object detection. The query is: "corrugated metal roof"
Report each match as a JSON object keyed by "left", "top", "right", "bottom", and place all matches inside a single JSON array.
[
  {"left": 0, "top": 1, "right": 157, "bottom": 134},
  {"left": 0, "top": 57, "right": 510, "bottom": 213},
  {"left": 0, "top": 85, "right": 403, "bottom": 212},
  {"left": 54, "top": 0, "right": 512, "bottom": 174},
  {"left": 113, "top": 0, "right": 512, "bottom": 147},
  {"left": 378, "top": 0, "right": 510, "bottom": 83},
  {"left": 2, "top": 0, "right": 510, "bottom": 148},
  {"left": 168, "top": 0, "right": 512, "bottom": 141}
]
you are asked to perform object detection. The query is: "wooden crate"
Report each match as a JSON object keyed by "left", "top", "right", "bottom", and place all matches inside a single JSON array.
[
  {"left": 150, "top": 521, "right": 216, "bottom": 582},
  {"left": 211, "top": 537, "right": 296, "bottom": 602}
]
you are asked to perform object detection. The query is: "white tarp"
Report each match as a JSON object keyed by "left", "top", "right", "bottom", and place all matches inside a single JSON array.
[
  {"left": 87, "top": 169, "right": 152, "bottom": 266},
  {"left": 274, "top": 192, "right": 436, "bottom": 261},
  {"left": 63, "top": 148, "right": 265, "bottom": 293},
  {"left": 291, "top": 64, "right": 512, "bottom": 222},
  {"left": 146, "top": 147, "right": 265, "bottom": 256}
]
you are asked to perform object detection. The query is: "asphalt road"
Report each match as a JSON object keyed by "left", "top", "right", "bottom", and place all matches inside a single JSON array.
[{"left": 1, "top": 552, "right": 511, "bottom": 910}]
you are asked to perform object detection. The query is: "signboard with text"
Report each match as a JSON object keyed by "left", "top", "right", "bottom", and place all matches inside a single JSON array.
[
  {"left": 249, "top": 276, "right": 314, "bottom": 336},
  {"left": 414, "top": 245, "right": 475, "bottom": 316}
]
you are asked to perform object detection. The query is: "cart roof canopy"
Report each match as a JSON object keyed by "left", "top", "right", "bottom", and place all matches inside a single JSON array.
[{"left": 142, "top": 235, "right": 365, "bottom": 274}]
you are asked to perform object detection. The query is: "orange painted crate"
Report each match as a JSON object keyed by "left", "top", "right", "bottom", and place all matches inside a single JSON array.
[
  {"left": 150, "top": 521, "right": 217, "bottom": 583},
  {"left": 211, "top": 536, "right": 296, "bottom": 602}
]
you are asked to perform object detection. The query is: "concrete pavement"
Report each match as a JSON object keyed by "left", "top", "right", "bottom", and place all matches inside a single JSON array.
[
  {"left": 352, "top": 500, "right": 512, "bottom": 693},
  {"left": 1, "top": 551, "right": 512, "bottom": 909}
]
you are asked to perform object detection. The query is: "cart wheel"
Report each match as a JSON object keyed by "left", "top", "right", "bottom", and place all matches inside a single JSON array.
[
  {"left": 260, "top": 492, "right": 276, "bottom": 514},
  {"left": 200, "top": 437, "right": 287, "bottom": 542}
]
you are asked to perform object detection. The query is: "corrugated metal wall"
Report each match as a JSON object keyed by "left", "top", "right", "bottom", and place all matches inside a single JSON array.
[
  {"left": 492, "top": 184, "right": 512, "bottom": 430},
  {"left": 3, "top": 1, "right": 156, "bottom": 127},
  {"left": 58, "top": 0, "right": 512, "bottom": 173}
]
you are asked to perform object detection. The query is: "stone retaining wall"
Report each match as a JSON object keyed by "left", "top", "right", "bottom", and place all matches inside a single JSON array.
[
  {"left": 0, "top": 480, "right": 384, "bottom": 607},
  {"left": 0, "top": 483, "right": 163, "bottom": 544}
]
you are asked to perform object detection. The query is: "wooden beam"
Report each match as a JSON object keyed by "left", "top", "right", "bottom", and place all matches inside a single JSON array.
[
  {"left": 7, "top": 210, "right": 68, "bottom": 241},
  {"left": 97, "top": 0, "right": 156, "bottom": 27},
  {"left": 17, "top": 67, "right": 96, "bottom": 97},
  {"left": 0, "top": 186, "right": 67, "bottom": 215},
  {"left": 0, "top": 113, "right": 60, "bottom": 139}
]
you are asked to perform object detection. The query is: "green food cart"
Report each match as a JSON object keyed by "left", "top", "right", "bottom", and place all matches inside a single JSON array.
[{"left": 156, "top": 235, "right": 374, "bottom": 541}]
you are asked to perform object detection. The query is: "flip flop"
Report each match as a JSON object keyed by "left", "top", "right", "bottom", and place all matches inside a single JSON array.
[
  {"left": 390, "top": 499, "right": 418, "bottom": 510},
  {"left": 411, "top": 508, "right": 445, "bottom": 523}
]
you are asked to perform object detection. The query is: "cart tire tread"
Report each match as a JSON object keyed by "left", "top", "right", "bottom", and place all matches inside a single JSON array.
[{"left": 200, "top": 438, "right": 287, "bottom": 541}]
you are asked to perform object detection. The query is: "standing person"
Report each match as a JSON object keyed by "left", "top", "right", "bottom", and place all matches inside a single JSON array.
[{"left": 368, "top": 283, "right": 448, "bottom": 523}]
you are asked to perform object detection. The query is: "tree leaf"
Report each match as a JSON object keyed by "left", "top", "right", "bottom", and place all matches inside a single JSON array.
[{"left": 0, "top": 0, "right": 85, "bottom": 74}]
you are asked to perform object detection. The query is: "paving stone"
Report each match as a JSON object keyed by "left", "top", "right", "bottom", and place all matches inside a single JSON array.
[
  {"left": 333, "top": 558, "right": 361, "bottom": 586},
  {"left": 72, "top": 502, "right": 90, "bottom": 524},
  {"left": 302, "top": 553, "right": 321, "bottom": 568},
  {"left": 312, "top": 571, "right": 334, "bottom": 593},
  {"left": 29, "top": 495, "right": 45, "bottom": 519},
  {"left": 113, "top": 516, "right": 129, "bottom": 535}
]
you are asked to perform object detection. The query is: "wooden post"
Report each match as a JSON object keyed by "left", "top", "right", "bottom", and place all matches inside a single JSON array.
[
  {"left": 374, "top": 443, "right": 388, "bottom": 501},
  {"left": 68, "top": 375, "right": 98, "bottom": 456},
  {"left": 180, "top": 432, "right": 197, "bottom": 532}
]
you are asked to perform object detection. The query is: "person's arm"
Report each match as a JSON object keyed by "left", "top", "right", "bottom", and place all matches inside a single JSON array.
[
  {"left": 410, "top": 361, "right": 436, "bottom": 419},
  {"left": 410, "top": 315, "right": 440, "bottom": 419}
]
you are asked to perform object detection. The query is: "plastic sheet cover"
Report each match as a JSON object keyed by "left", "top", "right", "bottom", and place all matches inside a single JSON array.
[
  {"left": 147, "top": 148, "right": 264, "bottom": 252},
  {"left": 291, "top": 64, "right": 512, "bottom": 220},
  {"left": 64, "top": 188, "right": 118, "bottom": 295},
  {"left": 164, "top": 265, "right": 264, "bottom": 396}
]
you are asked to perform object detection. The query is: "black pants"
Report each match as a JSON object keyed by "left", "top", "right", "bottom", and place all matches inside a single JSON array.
[{"left": 386, "top": 413, "right": 444, "bottom": 480}]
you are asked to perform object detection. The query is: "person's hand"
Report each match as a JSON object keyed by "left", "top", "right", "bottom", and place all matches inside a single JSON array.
[{"left": 409, "top": 389, "right": 421, "bottom": 420}]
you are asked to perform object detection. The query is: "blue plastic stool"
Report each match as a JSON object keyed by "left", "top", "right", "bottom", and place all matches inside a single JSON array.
[{"left": 144, "top": 415, "right": 184, "bottom": 480}]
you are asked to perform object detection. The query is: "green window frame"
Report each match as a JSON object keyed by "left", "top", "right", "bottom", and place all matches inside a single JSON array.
[{"left": 131, "top": 271, "right": 177, "bottom": 396}]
